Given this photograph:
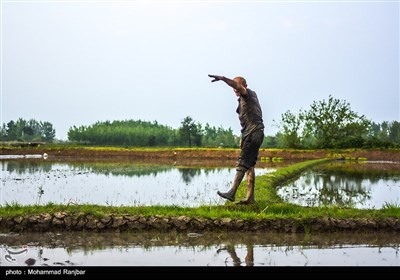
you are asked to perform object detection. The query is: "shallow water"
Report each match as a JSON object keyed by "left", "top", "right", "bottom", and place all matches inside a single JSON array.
[
  {"left": 1, "top": 158, "right": 400, "bottom": 267},
  {"left": 1, "top": 231, "right": 399, "bottom": 266},
  {"left": 1, "top": 159, "right": 277, "bottom": 207},
  {"left": 2, "top": 159, "right": 400, "bottom": 209},
  {"left": 277, "top": 161, "right": 400, "bottom": 209}
]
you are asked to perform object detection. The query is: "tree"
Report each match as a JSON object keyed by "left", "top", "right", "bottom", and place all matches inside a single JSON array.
[
  {"left": 277, "top": 95, "right": 371, "bottom": 149},
  {"left": 5, "top": 120, "right": 19, "bottom": 140},
  {"left": 276, "top": 110, "right": 304, "bottom": 148},
  {"left": 305, "top": 95, "right": 370, "bottom": 148},
  {"left": 1, "top": 118, "right": 56, "bottom": 142},
  {"left": 202, "top": 123, "right": 238, "bottom": 147},
  {"left": 262, "top": 135, "right": 278, "bottom": 148},
  {"left": 41, "top": 121, "right": 56, "bottom": 141},
  {"left": 0, "top": 123, "right": 7, "bottom": 140},
  {"left": 179, "top": 116, "right": 203, "bottom": 147},
  {"left": 389, "top": 121, "right": 400, "bottom": 144}
]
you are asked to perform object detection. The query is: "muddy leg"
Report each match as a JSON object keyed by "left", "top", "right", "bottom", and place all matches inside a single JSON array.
[
  {"left": 237, "top": 166, "right": 255, "bottom": 204},
  {"left": 217, "top": 170, "right": 245, "bottom": 202}
]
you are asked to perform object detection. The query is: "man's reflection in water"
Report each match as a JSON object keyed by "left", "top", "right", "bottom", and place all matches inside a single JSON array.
[{"left": 217, "top": 244, "right": 254, "bottom": 266}]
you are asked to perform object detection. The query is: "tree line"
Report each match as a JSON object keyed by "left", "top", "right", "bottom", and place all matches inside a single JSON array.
[
  {"left": 67, "top": 117, "right": 239, "bottom": 147},
  {"left": 2, "top": 95, "right": 400, "bottom": 148},
  {"left": 0, "top": 118, "right": 55, "bottom": 142}
]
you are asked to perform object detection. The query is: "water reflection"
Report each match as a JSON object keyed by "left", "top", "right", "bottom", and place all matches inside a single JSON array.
[
  {"left": 217, "top": 244, "right": 254, "bottom": 266},
  {"left": 1, "top": 159, "right": 276, "bottom": 207},
  {"left": 1, "top": 231, "right": 399, "bottom": 266},
  {"left": 277, "top": 161, "right": 400, "bottom": 209},
  {"left": 3, "top": 159, "right": 400, "bottom": 209}
]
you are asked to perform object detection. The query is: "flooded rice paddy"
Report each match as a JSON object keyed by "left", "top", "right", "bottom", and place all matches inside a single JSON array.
[
  {"left": 277, "top": 160, "right": 400, "bottom": 209},
  {"left": 1, "top": 158, "right": 277, "bottom": 207},
  {"left": 1, "top": 156, "right": 400, "bottom": 266},
  {"left": 1, "top": 231, "right": 399, "bottom": 266},
  {"left": 1, "top": 157, "right": 399, "bottom": 209}
]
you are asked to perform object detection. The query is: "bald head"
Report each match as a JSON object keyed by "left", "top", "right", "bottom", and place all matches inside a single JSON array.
[{"left": 234, "top": 76, "right": 247, "bottom": 88}]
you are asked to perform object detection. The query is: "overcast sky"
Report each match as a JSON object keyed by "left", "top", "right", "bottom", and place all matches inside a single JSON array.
[{"left": 1, "top": 0, "right": 399, "bottom": 140}]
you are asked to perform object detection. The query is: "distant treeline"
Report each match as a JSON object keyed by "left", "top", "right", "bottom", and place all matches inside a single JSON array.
[
  {"left": 2, "top": 96, "right": 400, "bottom": 148},
  {"left": 67, "top": 117, "right": 239, "bottom": 147}
]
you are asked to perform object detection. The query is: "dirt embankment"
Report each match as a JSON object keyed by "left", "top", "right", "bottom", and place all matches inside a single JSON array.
[
  {"left": 1, "top": 213, "right": 399, "bottom": 233},
  {"left": 2, "top": 146, "right": 400, "bottom": 161}
]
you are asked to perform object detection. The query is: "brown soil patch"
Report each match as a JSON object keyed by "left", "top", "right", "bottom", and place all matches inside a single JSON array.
[{"left": 1, "top": 146, "right": 400, "bottom": 161}]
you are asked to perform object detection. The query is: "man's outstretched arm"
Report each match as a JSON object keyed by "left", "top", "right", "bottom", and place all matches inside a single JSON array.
[{"left": 208, "top": 74, "right": 247, "bottom": 96}]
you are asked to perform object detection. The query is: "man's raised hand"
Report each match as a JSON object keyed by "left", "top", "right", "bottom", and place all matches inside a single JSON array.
[{"left": 208, "top": 74, "right": 223, "bottom": 82}]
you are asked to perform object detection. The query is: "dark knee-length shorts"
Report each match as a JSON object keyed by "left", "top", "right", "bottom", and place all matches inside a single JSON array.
[{"left": 236, "top": 129, "right": 264, "bottom": 172}]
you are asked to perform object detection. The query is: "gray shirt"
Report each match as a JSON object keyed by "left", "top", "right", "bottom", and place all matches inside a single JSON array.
[{"left": 236, "top": 88, "right": 264, "bottom": 138}]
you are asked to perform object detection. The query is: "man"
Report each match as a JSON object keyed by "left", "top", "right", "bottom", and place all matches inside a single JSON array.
[{"left": 208, "top": 74, "right": 264, "bottom": 204}]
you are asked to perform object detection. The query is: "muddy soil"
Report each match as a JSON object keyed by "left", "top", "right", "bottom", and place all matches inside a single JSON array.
[{"left": 2, "top": 146, "right": 400, "bottom": 161}]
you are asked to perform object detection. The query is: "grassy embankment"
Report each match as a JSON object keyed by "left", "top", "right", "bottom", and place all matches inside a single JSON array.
[{"left": 1, "top": 148, "right": 399, "bottom": 220}]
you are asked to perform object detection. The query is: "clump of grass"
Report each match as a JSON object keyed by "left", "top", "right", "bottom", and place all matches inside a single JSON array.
[
  {"left": 381, "top": 202, "right": 400, "bottom": 216},
  {"left": 35, "top": 185, "right": 44, "bottom": 205}
]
